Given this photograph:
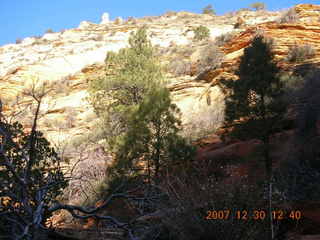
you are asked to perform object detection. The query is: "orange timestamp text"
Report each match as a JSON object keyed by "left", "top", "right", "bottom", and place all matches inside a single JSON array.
[{"left": 205, "top": 210, "right": 302, "bottom": 220}]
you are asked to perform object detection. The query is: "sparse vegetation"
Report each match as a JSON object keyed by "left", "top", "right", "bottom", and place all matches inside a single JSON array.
[
  {"left": 167, "top": 58, "right": 192, "bottom": 76},
  {"left": 154, "top": 163, "right": 270, "bottom": 240},
  {"left": 0, "top": 83, "right": 69, "bottom": 239},
  {"left": 45, "top": 28, "right": 54, "bottom": 33},
  {"left": 250, "top": 2, "right": 266, "bottom": 11},
  {"left": 234, "top": 16, "right": 245, "bottom": 29},
  {"left": 33, "top": 35, "right": 42, "bottom": 39},
  {"left": 215, "top": 31, "right": 237, "bottom": 46},
  {"left": 164, "top": 11, "right": 177, "bottom": 17},
  {"left": 193, "top": 25, "right": 210, "bottom": 42},
  {"left": 277, "top": 8, "right": 298, "bottom": 23},
  {"left": 196, "top": 42, "right": 224, "bottom": 75},
  {"left": 286, "top": 44, "right": 316, "bottom": 63},
  {"left": 202, "top": 4, "right": 216, "bottom": 15},
  {"left": 113, "top": 17, "right": 123, "bottom": 25},
  {"left": 237, "top": 8, "right": 251, "bottom": 13},
  {"left": 182, "top": 91, "right": 225, "bottom": 141},
  {"left": 275, "top": 69, "right": 320, "bottom": 203},
  {"left": 15, "top": 38, "right": 22, "bottom": 44}
]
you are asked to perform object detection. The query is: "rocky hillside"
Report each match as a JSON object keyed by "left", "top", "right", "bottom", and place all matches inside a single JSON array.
[
  {"left": 0, "top": 5, "right": 284, "bottom": 143},
  {"left": 2, "top": 4, "right": 320, "bottom": 239},
  {"left": 0, "top": 3, "right": 320, "bottom": 168}
]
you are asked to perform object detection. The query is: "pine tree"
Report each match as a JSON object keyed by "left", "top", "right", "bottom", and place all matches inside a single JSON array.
[
  {"left": 109, "top": 88, "right": 196, "bottom": 183},
  {"left": 89, "top": 26, "right": 164, "bottom": 152},
  {"left": 220, "top": 35, "right": 287, "bottom": 239},
  {"left": 202, "top": 4, "right": 216, "bottom": 15}
]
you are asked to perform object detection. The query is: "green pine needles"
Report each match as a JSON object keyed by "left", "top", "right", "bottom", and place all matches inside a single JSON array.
[{"left": 89, "top": 26, "right": 195, "bottom": 184}]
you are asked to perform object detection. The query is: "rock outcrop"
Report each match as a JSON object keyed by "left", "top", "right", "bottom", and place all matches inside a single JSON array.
[
  {"left": 0, "top": 3, "right": 320, "bottom": 162},
  {"left": 100, "top": 12, "right": 110, "bottom": 24}
]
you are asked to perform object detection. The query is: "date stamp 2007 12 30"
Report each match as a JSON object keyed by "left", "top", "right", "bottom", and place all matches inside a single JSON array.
[{"left": 205, "top": 210, "right": 301, "bottom": 221}]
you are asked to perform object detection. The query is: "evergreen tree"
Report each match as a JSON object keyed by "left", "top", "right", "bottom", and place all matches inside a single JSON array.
[
  {"left": 89, "top": 26, "right": 164, "bottom": 152},
  {"left": 202, "top": 4, "right": 216, "bottom": 15},
  {"left": 250, "top": 2, "right": 266, "bottom": 11},
  {"left": 0, "top": 119, "right": 67, "bottom": 238},
  {"left": 108, "top": 88, "right": 196, "bottom": 183},
  {"left": 220, "top": 35, "right": 287, "bottom": 239}
]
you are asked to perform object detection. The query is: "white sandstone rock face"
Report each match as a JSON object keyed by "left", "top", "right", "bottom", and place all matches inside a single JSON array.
[
  {"left": 101, "top": 12, "right": 110, "bottom": 24},
  {"left": 22, "top": 37, "right": 36, "bottom": 45},
  {"left": 0, "top": 8, "right": 282, "bottom": 144},
  {"left": 78, "top": 21, "right": 92, "bottom": 29},
  {"left": 42, "top": 33, "right": 61, "bottom": 41}
]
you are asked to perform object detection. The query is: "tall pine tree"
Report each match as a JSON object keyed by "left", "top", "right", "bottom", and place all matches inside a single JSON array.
[
  {"left": 88, "top": 26, "right": 164, "bottom": 153},
  {"left": 220, "top": 35, "right": 287, "bottom": 239}
]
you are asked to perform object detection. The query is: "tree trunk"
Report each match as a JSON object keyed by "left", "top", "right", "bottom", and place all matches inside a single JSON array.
[{"left": 263, "top": 136, "right": 274, "bottom": 240}]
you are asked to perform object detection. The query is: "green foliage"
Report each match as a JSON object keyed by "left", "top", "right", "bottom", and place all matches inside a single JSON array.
[
  {"left": 193, "top": 25, "right": 210, "bottom": 42},
  {"left": 220, "top": 36, "right": 286, "bottom": 142},
  {"left": 108, "top": 88, "right": 196, "bottom": 181},
  {"left": 279, "top": 73, "right": 304, "bottom": 92},
  {"left": 250, "top": 2, "right": 266, "bottom": 11},
  {"left": 0, "top": 120, "right": 68, "bottom": 237},
  {"left": 0, "top": 121, "right": 67, "bottom": 205},
  {"left": 202, "top": 4, "right": 216, "bottom": 15},
  {"left": 286, "top": 44, "right": 316, "bottom": 63},
  {"left": 88, "top": 26, "right": 164, "bottom": 152}
]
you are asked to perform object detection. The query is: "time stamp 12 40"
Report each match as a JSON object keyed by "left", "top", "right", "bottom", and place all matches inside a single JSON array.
[{"left": 205, "top": 210, "right": 302, "bottom": 220}]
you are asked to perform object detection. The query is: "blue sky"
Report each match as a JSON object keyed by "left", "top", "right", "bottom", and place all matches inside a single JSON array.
[{"left": 0, "top": 0, "right": 319, "bottom": 46}]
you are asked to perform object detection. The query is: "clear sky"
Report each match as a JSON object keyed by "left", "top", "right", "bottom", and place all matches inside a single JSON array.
[{"left": 0, "top": 0, "right": 319, "bottom": 46}]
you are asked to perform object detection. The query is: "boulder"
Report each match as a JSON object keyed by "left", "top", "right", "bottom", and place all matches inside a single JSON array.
[{"left": 101, "top": 12, "right": 110, "bottom": 24}]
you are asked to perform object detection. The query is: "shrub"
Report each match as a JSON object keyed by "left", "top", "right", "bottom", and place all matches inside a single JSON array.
[
  {"left": 193, "top": 25, "right": 210, "bottom": 42},
  {"left": 275, "top": 70, "right": 320, "bottom": 203},
  {"left": 250, "top": 2, "right": 266, "bottom": 11},
  {"left": 237, "top": 8, "right": 251, "bottom": 12},
  {"left": 234, "top": 16, "right": 245, "bottom": 29},
  {"left": 15, "top": 38, "right": 22, "bottom": 44},
  {"left": 182, "top": 89, "right": 225, "bottom": 141},
  {"left": 196, "top": 42, "right": 224, "bottom": 74},
  {"left": 286, "top": 44, "right": 316, "bottom": 63},
  {"left": 202, "top": 4, "right": 216, "bottom": 15},
  {"left": 277, "top": 8, "right": 298, "bottom": 23},
  {"left": 127, "top": 16, "right": 137, "bottom": 24},
  {"left": 0, "top": 110, "right": 68, "bottom": 238},
  {"left": 167, "top": 58, "right": 192, "bottom": 76},
  {"left": 215, "top": 31, "right": 236, "bottom": 46},
  {"left": 45, "top": 28, "right": 54, "bottom": 33},
  {"left": 154, "top": 169, "right": 270, "bottom": 240},
  {"left": 164, "top": 11, "right": 177, "bottom": 17},
  {"left": 114, "top": 17, "right": 123, "bottom": 25}
]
